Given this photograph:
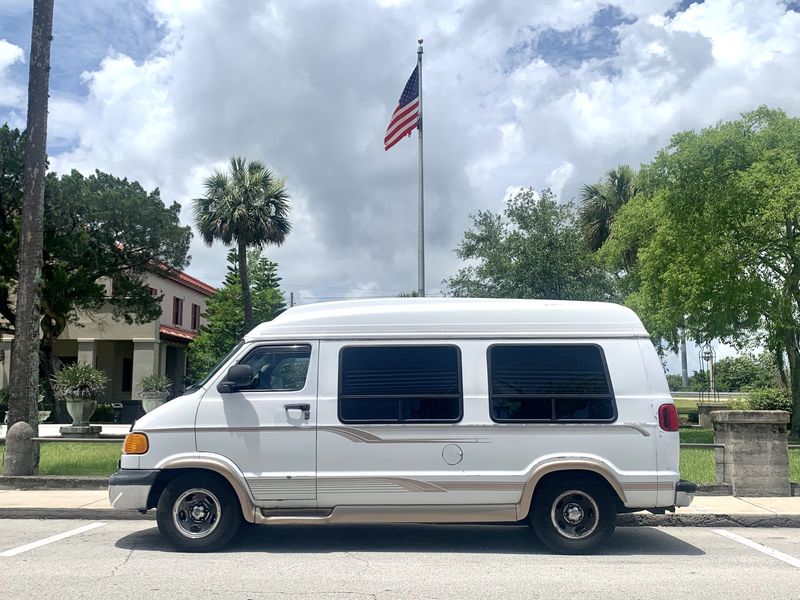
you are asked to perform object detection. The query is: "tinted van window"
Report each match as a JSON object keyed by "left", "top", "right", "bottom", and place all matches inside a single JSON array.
[
  {"left": 339, "top": 345, "right": 462, "bottom": 423},
  {"left": 489, "top": 345, "right": 615, "bottom": 422},
  {"left": 238, "top": 345, "right": 311, "bottom": 391}
]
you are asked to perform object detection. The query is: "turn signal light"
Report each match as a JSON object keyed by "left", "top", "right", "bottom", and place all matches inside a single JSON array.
[
  {"left": 123, "top": 433, "right": 149, "bottom": 455},
  {"left": 658, "top": 404, "right": 679, "bottom": 432}
]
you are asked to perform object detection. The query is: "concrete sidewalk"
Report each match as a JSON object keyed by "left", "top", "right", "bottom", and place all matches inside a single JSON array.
[{"left": 2, "top": 490, "right": 800, "bottom": 525}]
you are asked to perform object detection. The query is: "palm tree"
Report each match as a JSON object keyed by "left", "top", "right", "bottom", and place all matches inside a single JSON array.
[
  {"left": 194, "top": 157, "right": 291, "bottom": 332},
  {"left": 577, "top": 164, "right": 637, "bottom": 255}
]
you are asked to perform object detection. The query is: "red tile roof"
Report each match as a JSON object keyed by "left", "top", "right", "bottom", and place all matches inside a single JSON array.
[
  {"left": 152, "top": 263, "right": 217, "bottom": 296},
  {"left": 159, "top": 325, "right": 198, "bottom": 341}
]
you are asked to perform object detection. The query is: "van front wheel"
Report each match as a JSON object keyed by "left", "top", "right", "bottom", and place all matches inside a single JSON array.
[
  {"left": 531, "top": 476, "right": 616, "bottom": 554},
  {"left": 156, "top": 473, "right": 242, "bottom": 552}
]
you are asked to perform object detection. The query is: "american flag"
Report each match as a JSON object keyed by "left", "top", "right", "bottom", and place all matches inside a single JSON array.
[{"left": 384, "top": 66, "right": 420, "bottom": 151}]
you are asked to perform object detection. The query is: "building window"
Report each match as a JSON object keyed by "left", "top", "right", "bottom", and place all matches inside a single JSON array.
[
  {"left": 488, "top": 345, "right": 616, "bottom": 422},
  {"left": 172, "top": 297, "right": 184, "bottom": 326},
  {"left": 191, "top": 303, "right": 201, "bottom": 331},
  {"left": 338, "top": 345, "right": 462, "bottom": 423},
  {"left": 149, "top": 287, "right": 159, "bottom": 296}
]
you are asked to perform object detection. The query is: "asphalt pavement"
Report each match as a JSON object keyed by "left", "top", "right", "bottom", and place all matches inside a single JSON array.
[{"left": 0, "top": 520, "right": 798, "bottom": 599}]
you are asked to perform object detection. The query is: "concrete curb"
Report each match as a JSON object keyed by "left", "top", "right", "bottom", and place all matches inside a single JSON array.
[
  {"left": 0, "top": 476, "right": 109, "bottom": 490},
  {"left": 0, "top": 508, "right": 154, "bottom": 520},
  {"left": 616, "top": 513, "right": 800, "bottom": 528}
]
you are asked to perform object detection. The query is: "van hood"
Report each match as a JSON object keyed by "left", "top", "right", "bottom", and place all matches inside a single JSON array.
[{"left": 132, "top": 388, "right": 203, "bottom": 432}]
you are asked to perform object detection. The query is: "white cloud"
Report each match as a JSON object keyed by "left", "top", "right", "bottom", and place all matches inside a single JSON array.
[
  {"left": 0, "top": 39, "right": 24, "bottom": 108},
  {"left": 8, "top": 0, "right": 800, "bottom": 306}
]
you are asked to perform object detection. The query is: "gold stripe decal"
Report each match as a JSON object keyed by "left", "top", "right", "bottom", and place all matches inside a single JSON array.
[{"left": 320, "top": 423, "right": 651, "bottom": 443}]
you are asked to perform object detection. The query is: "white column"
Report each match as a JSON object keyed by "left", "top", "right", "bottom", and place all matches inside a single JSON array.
[
  {"left": 76, "top": 338, "right": 97, "bottom": 367},
  {"left": 0, "top": 338, "right": 11, "bottom": 389},
  {"left": 132, "top": 339, "right": 160, "bottom": 401}
]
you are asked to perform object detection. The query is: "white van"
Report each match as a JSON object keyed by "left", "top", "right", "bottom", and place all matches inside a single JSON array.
[{"left": 109, "top": 298, "right": 695, "bottom": 554}]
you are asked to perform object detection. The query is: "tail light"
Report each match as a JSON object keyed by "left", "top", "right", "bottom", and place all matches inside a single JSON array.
[{"left": 658, "top": 403, "right": 679, "bottom": 432}]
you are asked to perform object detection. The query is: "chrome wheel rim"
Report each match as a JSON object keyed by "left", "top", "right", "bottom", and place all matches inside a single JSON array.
[
  {"left": 172, "top": 488, "right": 221, "bottom": 539},
  {"left": 550, "top": 490, "right": 599, "bottom": 540}
]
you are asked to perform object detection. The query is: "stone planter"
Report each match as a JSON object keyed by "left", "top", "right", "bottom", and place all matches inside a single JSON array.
[
  {"left": 710, "top": 410, "right": 791, "bottom": 497},
  {"left": 65, "top": 398, "right": 97, "bottom": 427},
  {"left": 141, "top": 391, "right": 170, "bottom": 413}
]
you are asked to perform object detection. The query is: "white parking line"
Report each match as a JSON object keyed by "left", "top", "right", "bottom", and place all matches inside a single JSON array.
[
  {"left": 712, "top": 528, "right": 800, "bottom": 569},
  {"left": 0, "top": 522, "right": 107, "bottom": 557}
]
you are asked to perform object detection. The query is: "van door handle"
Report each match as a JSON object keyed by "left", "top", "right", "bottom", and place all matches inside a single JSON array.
[{"left": 284, "top": 403, "right": 311, "bottom": 420}]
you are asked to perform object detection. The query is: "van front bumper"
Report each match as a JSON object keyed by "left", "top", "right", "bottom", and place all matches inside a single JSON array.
[
  {"left": 108, "top": 469, "right": 160, "bottom": 510},
  {"left": 675, "top": 479, "right": 697, "bottom": 507}
]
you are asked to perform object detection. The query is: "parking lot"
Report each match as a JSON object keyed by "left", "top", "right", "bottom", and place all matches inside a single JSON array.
[{"left": 0, "top": 520, "right": 798, "bottom": 599}]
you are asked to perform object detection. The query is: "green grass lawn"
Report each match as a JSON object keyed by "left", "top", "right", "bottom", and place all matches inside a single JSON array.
[
  {"left": 679, "top": 427, "right": 714, "bottom": 443},
  {"left": 674, "top": 398, "right": 699, "bottom": 413},
  {"left": 0, "top": 442, "right": 121, "bottom": 476},
  {"left": 680, "top": 448, "right": 717, "bottom": 483}
]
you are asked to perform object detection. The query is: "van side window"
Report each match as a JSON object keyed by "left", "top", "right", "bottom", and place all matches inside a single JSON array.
[
  {"left": 338, "top": 345, "right": 462, "bottom": 423},
  {"left": 238, "top": 345, "right": 311, "bottom": 391},
  {"left": 488, "top": 345, "right": 616, "bottom": 422}
]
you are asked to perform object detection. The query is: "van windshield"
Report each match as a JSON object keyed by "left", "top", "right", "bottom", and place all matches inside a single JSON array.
[{"left": 186, "top": 340, "right": 245, "bottom": 391}]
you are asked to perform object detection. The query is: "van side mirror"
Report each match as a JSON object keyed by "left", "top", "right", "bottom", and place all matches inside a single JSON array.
[{"left": 217, "top": 364, "right": 254, "bottom": 394}]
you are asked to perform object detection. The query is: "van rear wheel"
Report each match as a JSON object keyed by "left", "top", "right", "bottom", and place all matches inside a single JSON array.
[
  {"left": 531, "top": 475, "right": 616, "bottom": 555},
  {"left": 156, "top": 473, "right": 242, "bottom": 552}
]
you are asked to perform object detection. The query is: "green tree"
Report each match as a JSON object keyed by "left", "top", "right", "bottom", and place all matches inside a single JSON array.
[
  {"left": 188, "top": 249, "right": 286, "bottom": 381},
  {"left": 713, "top": 354, "right": 779, "bottom": 392},
  {"left": 598, "top": 107, "right": 800, "bottom": 434},
  {"left": 193, "top": 157, "right": 291, "bottom": 333},
  {"left": 580, "top": 164, "right": 692, "bottom": 385},
  {"left": 1, "top": 128, "right": 192, "bottom": 421},
  {"left": 445, "top": 188, "right": 617, "bottom": 301},
  {"left": 577, "top": 164, "right": 637, "bottom": 256}
]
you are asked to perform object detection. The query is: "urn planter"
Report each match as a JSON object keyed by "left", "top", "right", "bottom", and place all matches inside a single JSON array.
[
  {"left": 141, "top": 391, "right": 170, "bottom": 413},
  {"left": 65, "top": 398, "right": 97, "bottom": 427},
  {"left": 52, "top": 363, "right": 108, "bottom": 438}
]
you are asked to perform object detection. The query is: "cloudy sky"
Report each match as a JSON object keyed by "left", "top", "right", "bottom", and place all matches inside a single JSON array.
[{"left": 2, "top": 0, "right": 800, "bottom": 370}]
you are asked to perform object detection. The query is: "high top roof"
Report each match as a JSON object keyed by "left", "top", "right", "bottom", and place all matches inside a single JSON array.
[{"left": 245, "top": 298, "right": 649, "bottom": 340}]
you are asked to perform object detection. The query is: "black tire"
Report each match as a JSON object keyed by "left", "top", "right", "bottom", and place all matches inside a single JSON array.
[
  {"left": 156, "top": 472, "right": 242, "bottom": 552},
  {"left": 530, "top": 474, "right": 616, "bottom": 555}
]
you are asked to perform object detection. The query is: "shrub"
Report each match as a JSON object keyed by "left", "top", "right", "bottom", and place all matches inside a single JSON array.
[
  {"left": 92, "top": 403, "right": 117, "bottom": 423},
  {"left": 52, "top": 363, "right": 108, "bottom": 401},
  {"left": 728, "top": 398, "right": 751, "bottom": 411},
  {"left": 745, "top": 387, "right": 793, "bottom": 414},
  {"left": 0, "top": 387, "right": 8, "bottom": 409},
  {"left": 138, "top": 374, "right": 172, "bottom": 398},
  {"left": 666, "top": 374, "right": 686, "bottom": 391}
]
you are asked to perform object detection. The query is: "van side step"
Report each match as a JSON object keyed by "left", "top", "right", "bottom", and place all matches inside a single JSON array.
[
  {"left": 259, "top": 508, "right": 334, "bottom": 520},
  {"left": 253, "top": 504, "right": 518, "bottom": 526}
]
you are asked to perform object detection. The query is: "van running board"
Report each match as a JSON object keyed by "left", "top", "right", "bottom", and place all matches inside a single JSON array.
[{"left": 254, "top": 504, "right": 519, "bottom": 525}]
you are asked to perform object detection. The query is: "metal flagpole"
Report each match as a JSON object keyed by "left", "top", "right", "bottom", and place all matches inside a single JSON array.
[{"left": 417, "top": 38, "right": 425, "bottom": 297}]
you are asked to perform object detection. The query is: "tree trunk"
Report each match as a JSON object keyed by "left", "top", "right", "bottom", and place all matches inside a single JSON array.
[
  {"left": 680, "top": 330, "right": 689, "bottom": 388},
  {"left": 238, "top": 241, "right": 254, "bottom": 333},
  {"left": 787, "top": 334, "right": 800, "bottom": 438},
  {"left": 39, "top": 313, "right": 68, "bottom": 422},
  {"left": 4, "top": 0, "right": 54, "bottom": 476}
]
